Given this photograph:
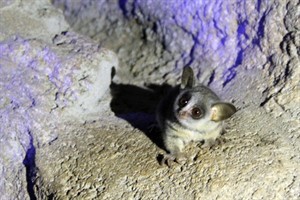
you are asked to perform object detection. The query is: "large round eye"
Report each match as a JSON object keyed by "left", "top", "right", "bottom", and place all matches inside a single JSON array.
[
  {"left": 178, "top": 93, "right": 191, "bottom": 108},
  {"left": 191, "top": 107, "right": 202, "bottom": 119}
]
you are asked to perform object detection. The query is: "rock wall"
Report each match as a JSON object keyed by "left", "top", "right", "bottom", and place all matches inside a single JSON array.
[
  {"left": 1, "top": 0, "right": 299, "bottom": 199},
  {"left": 0, "top": 0, "right": 117, "bottom": 199},
  {"left": 53, "top": 0, "right": 299, "bottom": 118}
]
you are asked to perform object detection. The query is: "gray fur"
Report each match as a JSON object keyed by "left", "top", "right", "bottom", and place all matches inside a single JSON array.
[{"left": 156, "top": 67, "right": 237, "bottom": 166}]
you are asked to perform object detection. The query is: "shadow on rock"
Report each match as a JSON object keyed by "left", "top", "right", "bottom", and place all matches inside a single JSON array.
[{"left": 110, "top": 80, "right": 172, "bottom": 150}]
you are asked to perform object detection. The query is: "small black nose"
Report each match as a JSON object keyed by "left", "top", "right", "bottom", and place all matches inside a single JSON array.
[{"left": 178, "top": 110, "right": 188, "bottom": 118}]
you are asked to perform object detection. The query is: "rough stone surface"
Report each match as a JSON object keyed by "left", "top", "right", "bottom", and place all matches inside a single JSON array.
[
  {"left": 0, "top": 0, "right": 69, "bottom": 42},
  {"left": 1, "top": 0, "right": 300, "bottom": 199},
  {"left": 0, "top": 1, "right": 117, "bottom": 199},
  {"left": 36, "top": 106, "right": 300, "bottom": 199}
]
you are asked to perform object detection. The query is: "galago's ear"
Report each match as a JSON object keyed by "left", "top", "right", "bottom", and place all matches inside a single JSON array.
[
  {"left": 181, "top": 66, "right": 195, "bottom": 89},
  {"left": 210, "top": 102, "right": 237, "bottom": 122}
]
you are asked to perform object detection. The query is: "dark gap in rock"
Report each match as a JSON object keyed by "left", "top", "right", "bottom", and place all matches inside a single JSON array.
[
  {"left": 257, "top": 11, "right": 269, "bottom": 37},
  {"left": 252, "top": 11, "right": 267, "bottom": 49},
  {"left": 162, "top": 72, "right": 169, "bottom": 79},
  {"left": 207, "top": 70, "right": 215, "bottom": 86},
  {"left": 221, "top": 35, "right": 228, "bottom": 46},
  {"left": 119, "top": 0, "right": 145, "bottom": 22},
  {"left": 222, "top": 69, "right": 236, "bottom": 87},
  {"left": 110, "top": 81, "right": 172, "bottom": 150},
  {"left": 119, "top": 0, "right": 129, "bottom": 17},
  {"left": 131, "top": 0, "right": 138, "bottom": 16},
  {"left": 222, "top": 14, "right": 247, "bottom": 87},
  {"left": 223, "top": 50, "right": 243, "bottom": 87},
  {"left": 185, "top": 41, "right": 197, "bottom": 67},
  {"left": 257, "top": 11, "right": 266, "bottom": 38},
  {"left": 23, "top": 130, "right": 37, "bottom": 200},
  {"left": 148, "top": 66, "right": 160, "bottom": 76},
  {"left": 213, "top": 18, "right": 226, "bottom": 43},
  {"left": 235, "top": 50, "right": 244, "bottom": 65},
  {"left": 252, "top": 38, "right": 260, "bottom": 48},
  {"left": 260, "top": 95, "right": 273, "bottom": 107},
  {"left": 256, "top": 0, "right": 262, "bottom": 12},
  {"left": 47, "top": 193, "right": 55, "bottom": 200},
  {"left": 196, "top": 68, "right": 201, "bottom": 80},
  {"left": 284, "top": 62, "right": 291, "bottom": 81},
  {"left": 280, "top": 32, "right": 298, "bottom": 56},
  {"left": 152, "top": 22, "right": 158, "bottom": 33},
  {"left": 237, "top": 19, "right": 249, "bottom": 40},
  {"left": 260, "top": 86, "right": 284, "bottom": 107},
  {"left": 273, "top": 74, "right": 282, "bottom": 86}
]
